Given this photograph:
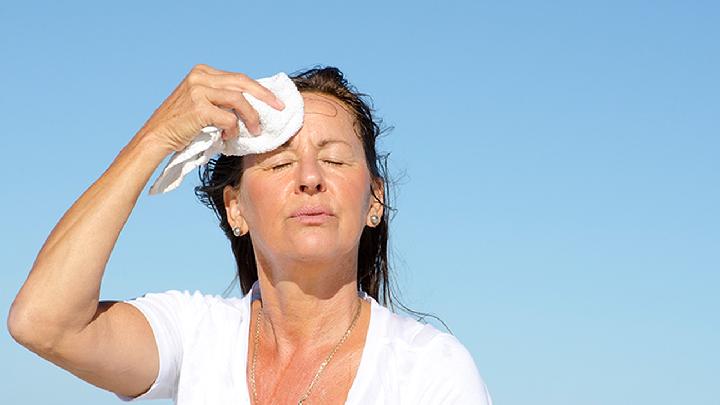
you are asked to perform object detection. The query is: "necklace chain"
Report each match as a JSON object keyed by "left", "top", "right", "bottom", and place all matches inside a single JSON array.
[{"left": 249, "top": 296, "right": 363, "bottom": 405}]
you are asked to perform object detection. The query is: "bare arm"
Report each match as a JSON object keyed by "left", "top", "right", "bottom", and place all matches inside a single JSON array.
[
  {"left": 10, "top": 133, "right": 169, "bottom": 341},
  {"left": 7, "top": 133, "right": 172, "bottom": 396},
  {"left": 6, "top": 64, "right": 285, "bottom": 398}
]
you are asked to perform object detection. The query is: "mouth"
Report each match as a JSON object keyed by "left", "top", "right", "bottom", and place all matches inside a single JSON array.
[{"left": 290, "top": 206, "right": 334, "bottom": 225}]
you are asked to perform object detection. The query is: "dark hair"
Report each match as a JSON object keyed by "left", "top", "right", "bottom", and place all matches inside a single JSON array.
[{"left": 195, "top": 66, "right": 444, "bottom": 326}]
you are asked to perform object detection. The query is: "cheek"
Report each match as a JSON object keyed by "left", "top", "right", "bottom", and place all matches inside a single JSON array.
[
  {"left": 239, "top": 176, "right": 286, "bottom": 225},
  {"left": 334, "top": 173, "right": 372, "bottom": 220},
  {"left": 239, "top": 168, "right": 372, "bottom": 228}
]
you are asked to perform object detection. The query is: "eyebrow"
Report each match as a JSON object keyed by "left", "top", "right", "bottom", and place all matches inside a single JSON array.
[
  {"left": 317, "top": 138, "right": 352, "bottom": 148},
  {"left": 275, "top": 138, "right": 352, "bottom": 151}
]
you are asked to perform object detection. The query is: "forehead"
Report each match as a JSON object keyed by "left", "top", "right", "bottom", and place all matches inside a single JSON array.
[
  {"left": 243, "top": 93, "right": 361, "bottom": 169},
  {"left": 297, "top": 92, "right": 357, "bottom": 139}
]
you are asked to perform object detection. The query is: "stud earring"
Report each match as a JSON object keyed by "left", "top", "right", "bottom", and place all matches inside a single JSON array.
[
  {"left": 370, "top": 215, "right": 380, "bottom": 225},
  {"left": 232, "top": 227, "right": 242, "bottom": 237}
]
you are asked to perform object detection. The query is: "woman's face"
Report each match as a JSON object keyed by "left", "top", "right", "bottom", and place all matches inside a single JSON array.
[{"left": 224, "top": 92, "right": 383, "bottom": 266}]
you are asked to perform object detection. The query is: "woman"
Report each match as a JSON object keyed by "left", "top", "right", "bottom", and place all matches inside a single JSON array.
[{"left": 8, "top": 64, "right": 492, "bottom": 404}]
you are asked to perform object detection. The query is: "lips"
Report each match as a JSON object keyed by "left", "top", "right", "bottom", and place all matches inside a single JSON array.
[
  {"left": 290, "top": 205, "right": 334, "bottom": 225},
  {"left": 290, "top": 205, "right": 334, "bottom": 218}
]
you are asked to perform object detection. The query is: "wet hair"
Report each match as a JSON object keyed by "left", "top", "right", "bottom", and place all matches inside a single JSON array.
[{"left": 195, "top": 66, "right": 444, "bottom": 326}]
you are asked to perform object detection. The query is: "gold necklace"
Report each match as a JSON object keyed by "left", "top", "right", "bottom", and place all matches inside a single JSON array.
[{"left": 249, "top": 296, "right": 363, "bottom": 405}]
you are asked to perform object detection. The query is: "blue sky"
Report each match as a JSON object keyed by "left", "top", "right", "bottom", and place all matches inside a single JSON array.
[{"left": 1, "top": 1, "right": 718, "bottom": 404}]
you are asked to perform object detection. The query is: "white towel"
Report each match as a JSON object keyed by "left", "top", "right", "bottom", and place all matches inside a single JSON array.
[{"left": 148, "top": 72, "right": 304, "bottom": 195}]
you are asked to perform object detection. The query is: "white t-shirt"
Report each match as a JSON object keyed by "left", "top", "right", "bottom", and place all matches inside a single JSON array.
[{"left": 116, "top": 281, "right": 493, "bottom": 404}]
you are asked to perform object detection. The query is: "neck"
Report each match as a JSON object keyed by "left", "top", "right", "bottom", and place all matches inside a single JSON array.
[{"left": 253, "top": 253, "right": 362, "bottom": 356}]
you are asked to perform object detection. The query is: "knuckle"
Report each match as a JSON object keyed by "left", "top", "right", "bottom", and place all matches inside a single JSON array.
[
  {"left": 188, "top": 85, "right": 205, "bottom": 102},
  {"left": 221, "top": 112, "right": 238, "bottom": 128},
  {"left": 187, "top": 70, "right": 203, "bottom": 85},
  {"left": 229, "top": 91, "right": 245, "bottom": 105},
  {"left": 195, "top": 106, "right": 212, "bottom": 124}
]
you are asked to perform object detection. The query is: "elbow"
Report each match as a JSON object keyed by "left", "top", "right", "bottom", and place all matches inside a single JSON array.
[
  {"left": 7, "top": 303, "right": 37, "bottom": 348},
  {"left": 7, "top": 300, "right": 27, "bottom": 344},
  {"left": 7, "top": 302, "right": 61, "bottom": 353}
]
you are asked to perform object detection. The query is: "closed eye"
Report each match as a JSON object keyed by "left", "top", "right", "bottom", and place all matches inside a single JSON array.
[
  {"left": 271, "top": 162, "right": 292, "bottom": 171},
  {"left": 323, "top": 160, "right": 344, "bottom": 166}
]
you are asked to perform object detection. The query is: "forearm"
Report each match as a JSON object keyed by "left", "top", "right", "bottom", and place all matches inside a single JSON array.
[{"left": 9, "top": 132, "right": 171, "bottom": 344}]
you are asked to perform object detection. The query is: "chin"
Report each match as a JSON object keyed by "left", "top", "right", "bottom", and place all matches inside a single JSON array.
[{"left": 285, "top": 232, "right": 351, "bottom": 262}]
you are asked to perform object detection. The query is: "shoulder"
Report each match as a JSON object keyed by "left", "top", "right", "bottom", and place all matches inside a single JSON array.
[
  {"left": 373, "top": 303, "right": 461, "bottom": 354},
  {"left": 371, "top": 304, "right": 493, "bottom": 404},
  {"left": 380, "top": 308, "right": 481, "bottom": 372},
  {"left": 413, "top": 332, "right": 493, "bottom": 404},
  {"left": 128, "top": 289, "right": 244, "bottom": 308},
  {"left": 124, "top": 289, "right": 247, "bottom": 329}
]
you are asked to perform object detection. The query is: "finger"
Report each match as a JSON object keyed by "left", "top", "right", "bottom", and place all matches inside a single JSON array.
[
  {"left": 204, "top": 87, "right": 262, "bottom": 136},
  {"left": 203, "top": 72, "right": 286, "bottom": 111},
  {"left": 201, "top": 104, "right": 242, "bottom": 140},
  {"left": 192, "top": 63, "right": 227, "bottom": 75}
]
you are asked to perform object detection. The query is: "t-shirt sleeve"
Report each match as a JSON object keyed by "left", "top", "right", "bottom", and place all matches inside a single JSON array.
[
  {"left": 413, "top": 333, "right": 494, "bottom": 405},
  {"left": 114, "top": 289, "right": 205, "bottom": 402}
]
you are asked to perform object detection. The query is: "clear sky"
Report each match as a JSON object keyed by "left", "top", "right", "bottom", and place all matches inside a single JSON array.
[{"left": 1, "top": 1, "right": 718, "bottom": 404}]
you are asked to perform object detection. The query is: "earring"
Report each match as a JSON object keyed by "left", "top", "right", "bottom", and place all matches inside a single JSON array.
[
  {"left": 370, "top": 215, "right": 380, "bottom": 225},
  {"left": 232, "top": 227, "right": 242, "bottom": 237}
]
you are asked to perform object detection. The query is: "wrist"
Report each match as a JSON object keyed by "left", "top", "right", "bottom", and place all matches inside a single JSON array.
[{"left": 131, "top": 130, "right": 174, "bottom": 159}]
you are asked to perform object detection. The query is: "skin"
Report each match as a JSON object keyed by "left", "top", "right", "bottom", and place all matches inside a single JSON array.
[
  {"left": 9, "top": 65, "right": 388, "bottom": 402},
  {"left": 222, "top": 92, "right": 384, "bottom": 403}
]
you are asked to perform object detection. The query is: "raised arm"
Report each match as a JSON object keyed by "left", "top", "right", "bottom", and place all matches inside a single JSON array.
[
  {"left": 7, "top": 133, "right": 172, "bottom": 397},
  {"left": 6, "top": 64, "right": 284, "bottom": 398}
]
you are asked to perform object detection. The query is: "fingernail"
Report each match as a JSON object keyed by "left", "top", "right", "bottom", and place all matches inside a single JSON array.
[{"left": 276, "top": 98, "right": 285, "bottom": 109}]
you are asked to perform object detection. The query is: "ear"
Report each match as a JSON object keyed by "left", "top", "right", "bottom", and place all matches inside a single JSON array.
[
  {"left": 223, "top": 185, "right": 248, "bottom": 235},
  {"left": 366, "top": 178, "right": 385, "bottom": 227}
]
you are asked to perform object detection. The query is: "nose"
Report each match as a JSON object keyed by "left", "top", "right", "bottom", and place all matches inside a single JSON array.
[{"left": 296, "top": 158, "right": 326, "bottom": 195}]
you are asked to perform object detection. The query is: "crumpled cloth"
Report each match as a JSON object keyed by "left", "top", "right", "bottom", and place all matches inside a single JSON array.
[{"left": 148, "top": 72, "right": 304, "bottom": 195}]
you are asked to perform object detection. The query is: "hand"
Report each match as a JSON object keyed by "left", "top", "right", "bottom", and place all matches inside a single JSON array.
[{"left": 137, "top": 64, "right": 286, "bottom": 153}]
